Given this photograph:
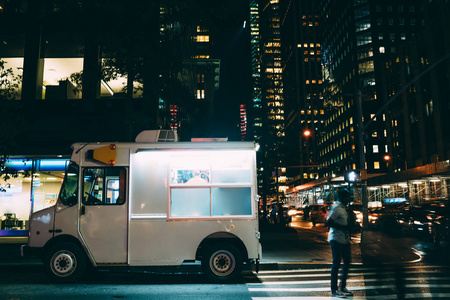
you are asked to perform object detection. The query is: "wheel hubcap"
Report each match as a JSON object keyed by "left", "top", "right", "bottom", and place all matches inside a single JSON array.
[
  {"left": 210, "top": 250, "right": 235, "bottom": 276},
  {"left": 52, "top": 252, "right": 76, "bottom": 276}
]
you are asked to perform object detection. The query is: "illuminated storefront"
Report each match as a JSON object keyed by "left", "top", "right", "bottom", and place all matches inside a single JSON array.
[{"left": 0, "top": 158, "right": 69, "bottom": 236}]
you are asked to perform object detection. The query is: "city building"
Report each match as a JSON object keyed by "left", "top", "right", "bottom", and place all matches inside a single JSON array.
[
  {"left": 258, "top": 0, "right": 287, "bottom": 205},
  {"left": 387, "top": 0, "right": 450, "bottom": 171},
  {"left": 249, "top": 0, "right": 265, "bottom": 197},
  {"left": 286, "top": 0, "right": 450, "bottom": 207},
  {"left": 0, "top": 0, "right": 225, "bottom": 236},
  {"left": 240, "top": 104, "right": 248, "bottom": 141},
  {"left": 281, "top": 0, "right": 325, "bottom": 187},
  {"left": 318, "top": 0, "right": 425, "bottom": 177}
]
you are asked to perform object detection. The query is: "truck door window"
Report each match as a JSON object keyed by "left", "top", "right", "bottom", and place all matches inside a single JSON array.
[
  {"left": 82, "top": 167, "right": 126, "bottom": 205},
  {"left": 60, "top": 163, "right": 79, "bottom": 206}
]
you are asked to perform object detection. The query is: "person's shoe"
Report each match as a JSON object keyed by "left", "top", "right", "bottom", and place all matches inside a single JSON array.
[
  {"left": 339, "top": 287, "right": 353, "bottom": 297},
  {"left": 331, "top": 290, "right": 346, "bottom": 298}
]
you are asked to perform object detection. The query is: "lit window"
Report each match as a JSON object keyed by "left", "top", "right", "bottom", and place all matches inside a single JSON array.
[
  {"left": 373, "top": 145, "right": 379, "bottom": 153},
  {"left": 374, "top": 162, "right": 380, "bottom": 169},
  {"left": 196, "top": 90, "right": 205, "bottom": 99},
  {"left": 195, "top": 35, "right": 210, "bottom": 42},
  {"left": 379, "top": 47, "right": 385, "bottom": 53}
]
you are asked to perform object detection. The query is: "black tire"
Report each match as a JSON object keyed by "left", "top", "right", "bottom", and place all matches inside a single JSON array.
[
  {"left": 44, "top": 242, "right": 87, "bottom": 282},
  {"left": 202, "top": 242, "right": 243, "bottom": 283}
]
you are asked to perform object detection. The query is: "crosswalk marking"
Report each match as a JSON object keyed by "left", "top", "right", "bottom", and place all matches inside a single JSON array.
[
  {"left": 254, "top": 264, "right": 447, "bottom": 274},
  {"left": 247, "top": 276, "right": 450, "bottom": 285},
  {"left": 251, "top": 294, "right": 450, "bottom": 300},
  {"left": 252, "top": 268, "right": 445, "bottom": 279},
  {"left": 249, "top": 284, "right": 450, "bottom": 292},
  {"left": 246, "top": 265, "right": 450, "bottom": 299}
]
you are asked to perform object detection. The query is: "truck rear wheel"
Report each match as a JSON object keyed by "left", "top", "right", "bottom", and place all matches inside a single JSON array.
[
  {"left": 202, "top": 242, "right": 243, "bottom": 283},
  {"left": 44, "top": 242, "right": 87, "bottom": 282}
]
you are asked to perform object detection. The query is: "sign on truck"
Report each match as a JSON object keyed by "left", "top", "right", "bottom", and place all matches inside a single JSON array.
[{"left": 22, "top": 131, "right": 261, "bottom": 282}]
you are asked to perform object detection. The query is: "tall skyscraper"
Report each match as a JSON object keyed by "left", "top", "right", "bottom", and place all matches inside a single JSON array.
[
  {"left": 387, "top": 0, "right": 450, "bottom": 171},
  {"left": 282, "top": 0, "right": 325, "bottom": 186},
  {"left": 319, "top": 0, "right": 425, "bottom": 176},
  {"left": 249, "top": 0, "right": 265, "bottom": 195},
  {"left": 259, "top": 0, "right": 286, "bottom": 203}
]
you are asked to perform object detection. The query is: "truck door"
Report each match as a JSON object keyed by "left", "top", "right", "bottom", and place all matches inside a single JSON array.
[{"left": 80, "top": 167, "right": 128, "bottom": 264}]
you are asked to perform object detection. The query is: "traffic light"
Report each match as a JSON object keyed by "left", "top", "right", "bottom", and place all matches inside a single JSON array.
[{"left": 344, "top": 169, "right": 367, "bottom": 183}]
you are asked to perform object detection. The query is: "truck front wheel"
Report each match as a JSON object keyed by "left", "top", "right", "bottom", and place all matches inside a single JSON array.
[
  {"left": 202, "top": 242, "right": 243, "bottom": 282},
  {"left": 44, "top": 242, "right": 87, "bottom": 282}
]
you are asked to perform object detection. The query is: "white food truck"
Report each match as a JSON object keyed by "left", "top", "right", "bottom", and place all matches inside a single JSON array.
[{"left": 22, "top": 130, "right": 261, "bottom": 282}]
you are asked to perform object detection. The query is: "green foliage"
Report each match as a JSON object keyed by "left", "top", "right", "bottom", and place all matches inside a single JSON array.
[
  {"left": 0, "top": 60, "right": 20, "bottom": 100},
  {"left": 0, "top": 60, "right": 28, "bottom": 183}
]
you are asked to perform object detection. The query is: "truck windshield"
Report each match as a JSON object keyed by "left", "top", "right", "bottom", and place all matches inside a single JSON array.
[{"left": 59, "top": 163, "right": 79, "bottom": 206}]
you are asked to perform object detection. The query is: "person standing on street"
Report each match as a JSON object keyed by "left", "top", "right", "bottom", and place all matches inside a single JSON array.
[{"left": 326, "top": 188, "right": 353, "bottom": 298}]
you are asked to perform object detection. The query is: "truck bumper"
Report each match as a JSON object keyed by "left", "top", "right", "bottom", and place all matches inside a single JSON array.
[{"left": 21, "top": 245, "right": 42, "bottom": 258}]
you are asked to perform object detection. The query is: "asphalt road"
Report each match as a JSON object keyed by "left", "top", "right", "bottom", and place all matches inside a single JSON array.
[{"left": 1, "top": 217, "right": 450, "bottom": 299}]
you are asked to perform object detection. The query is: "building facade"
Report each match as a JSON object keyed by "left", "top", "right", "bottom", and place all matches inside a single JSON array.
[
  {"left": 258, "top": 0, "right": 287, "bottom": 204},
  {"left": 318, "top": 0, "right": 425, "bottom": 177},
  {"left": 281, "top": 0, "right": 325, "bottom": 187}
]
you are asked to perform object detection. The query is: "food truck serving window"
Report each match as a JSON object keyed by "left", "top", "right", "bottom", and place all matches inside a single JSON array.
[
  {"left": 82, "top": 167, "right": 126, "bottom": 205},
  {"left": 169, "top": 151, "right": 253, "bottom": 218}
]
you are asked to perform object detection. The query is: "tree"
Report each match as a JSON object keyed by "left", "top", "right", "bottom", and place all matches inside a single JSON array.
[{"left": 0, "top": 59, "right": 28, "bottom": 183}]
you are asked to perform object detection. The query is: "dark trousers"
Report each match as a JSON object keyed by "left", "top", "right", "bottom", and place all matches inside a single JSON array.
[{"left": 330, "top": 240, "right": 351, "bottom": 292}]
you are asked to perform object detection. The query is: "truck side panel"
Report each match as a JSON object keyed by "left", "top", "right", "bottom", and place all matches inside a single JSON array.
[{"left": 128, "top": 148, "right": 259, "bottom": 265}]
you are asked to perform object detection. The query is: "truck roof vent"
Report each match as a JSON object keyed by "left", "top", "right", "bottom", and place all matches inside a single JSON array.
[{"left": 135, "top": 130, "right": 178, "bottom": 143}]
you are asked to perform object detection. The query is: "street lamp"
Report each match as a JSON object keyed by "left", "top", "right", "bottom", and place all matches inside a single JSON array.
[{"left": 303, "top": 129, "right": 311, "bottom": 137}]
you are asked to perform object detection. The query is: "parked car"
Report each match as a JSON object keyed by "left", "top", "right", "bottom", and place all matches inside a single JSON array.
[
  {"left": 394, "top": 206, "right": 432, "bottom": 237},
  {"left": 309, "top": 204, "right": 331, "bottom": 226}
]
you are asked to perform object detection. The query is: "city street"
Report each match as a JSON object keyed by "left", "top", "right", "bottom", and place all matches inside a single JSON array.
[{"left": 1, "top": 217, "right": 450, "bottom": 299}]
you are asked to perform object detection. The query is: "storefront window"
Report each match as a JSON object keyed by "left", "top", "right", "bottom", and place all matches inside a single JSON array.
[{"left": 0, "top": 158, "right": 69, "bottom": 236}]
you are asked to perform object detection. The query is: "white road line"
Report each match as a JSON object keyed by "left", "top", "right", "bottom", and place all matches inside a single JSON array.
[
  {"left": 247, "top": 276, "right": 450, "bottom": 285},
  {"left": 254, "top": 265, "right": 448, "bottom": 274},
  {"left": 248, "top": 284, "right": 450, "bottom": 292},
  {"left": 251, "top": 294, "right": 450, "bottom": 300},
  {"left": 253, "top": 269, "right": 447, "bottom": 279}
]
